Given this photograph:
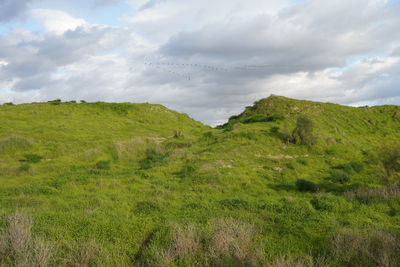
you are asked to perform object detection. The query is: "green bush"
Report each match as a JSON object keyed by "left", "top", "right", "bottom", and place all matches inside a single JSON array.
[
  {"left": 243, "top": 114, "right": 284, "bottom": 124},
  {"left": 349, "top": 161, "right": 364, "bottom": 173},
  {"left": 21, "top": 154, "right": 43, "bottom": 163},
  {"left": 296, "top": 179, "right": 318, "bottom": 192},
  {"left": 95, "top": 160, "right": 111, "bottom": 170},
  {"left": 333, "top": 162, "right": 364, "bottom": 174},
  {"left": 289, "top": 116, "right": 317, "bottom": 146},
  {"left": 48, "top": 99, "right": 62, "bottom": 105},
  {"left": 139, "top": 148, "right": 166, "bottom": 169},
  {"left": 180, "top": 161, "right": 199, "bottom": 178},
  {"left": 377, "top": 142, "right": 400, "bottom": 179},
  {"left": 330, "top": 170, "right": 351, "bottom": 184},
  {"left": 4, "top": 102, "right": 14, "bottom": 106}
]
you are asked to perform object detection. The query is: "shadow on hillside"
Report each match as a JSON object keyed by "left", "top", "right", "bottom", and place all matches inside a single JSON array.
[{"left": 268, "top": 182, "right": 363, "bottom": 194}]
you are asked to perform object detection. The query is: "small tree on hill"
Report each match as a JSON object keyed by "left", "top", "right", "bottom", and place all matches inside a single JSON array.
[
  {"left": 290, "top": 116, "right": 317, "bottom": 146},
  {"left": 378, "top": 142, "right": 400, "bottom": 183}
]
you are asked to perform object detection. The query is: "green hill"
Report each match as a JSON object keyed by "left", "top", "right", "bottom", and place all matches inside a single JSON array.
[{"left": 0, "top": 97, "right": 399, "bottom": 266}]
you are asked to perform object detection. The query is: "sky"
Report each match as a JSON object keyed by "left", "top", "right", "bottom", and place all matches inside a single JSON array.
[{"left": 0, "top": 0, "right": 400, "bottom": 125}]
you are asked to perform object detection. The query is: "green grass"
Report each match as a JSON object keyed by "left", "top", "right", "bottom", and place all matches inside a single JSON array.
[{"left": 1, "top": 97, "right": 400, "bottom": 266}]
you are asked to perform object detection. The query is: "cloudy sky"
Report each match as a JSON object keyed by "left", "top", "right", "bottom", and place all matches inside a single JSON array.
[{"left": 1, "top": 0, "right": 400, "bottom": 125}]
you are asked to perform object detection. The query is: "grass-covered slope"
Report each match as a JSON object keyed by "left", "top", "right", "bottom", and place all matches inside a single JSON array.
[{"left": 0, "top": 97, "right": 400, "bottom": 266}]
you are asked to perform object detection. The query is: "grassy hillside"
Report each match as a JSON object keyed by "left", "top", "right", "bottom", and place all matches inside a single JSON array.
[{"left": 0, "top": 97, "right": 399, "bottom": 266}]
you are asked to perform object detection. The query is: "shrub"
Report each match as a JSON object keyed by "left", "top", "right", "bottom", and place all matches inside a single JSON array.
[
  {"left": 95, "top": 160, "right": 111, "bottom": 170},
  {"left": 48, "top": 99, "right": 61, "bottom": 105},
  {"left": 330, "top": 170, "right": 351, "bottom": 184},
  {"left": 332, "top": 228, "right": 400, "bottom": 267},
  {"left": 208, "top": 218, "right": 260, "bottom": 265},
  {"left": 157, "top": 224, "right": 200, "bottom": 265},
  {"left": 4, "top": 102, "right": 14, "bottom": 106},
  {"left": 21, "top": 154, "right": 43, "bottom": 163},
  {"left": 333, "top": 162, "right": 364, "bottom": 174},
  {"left": 377, "top": 142, "right": 400, "bottom": 179},
  {"left": 243, "top": 114, "right": 285, "bottom": 124},
  {"left": 180, "top": 161, "right": 199, "bottom": 178},
  {"left": 64, "top": 241, "right": 102, "bottom": 267},
  {"left": 139, "top": 148, "right": 166, "bottom": 169},
  {"left": 349, "top": 161, "right": 364, "bottom": 173},
  {"left": 289, "top": 116, "right": 317, "bottom": 146},
  {"left": 345, "top": 186, "right": 400, "bottom": 203},
  {"left": 296, "top": 179, "right": 318, "bottom": 192}
]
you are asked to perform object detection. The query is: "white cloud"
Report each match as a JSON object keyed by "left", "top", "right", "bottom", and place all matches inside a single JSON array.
[
  {"left": 1, "top": 0, "right": 400, "bottom": 125},
  {"left": 31, "top": 9, "right": 87, "bottom": 35}
]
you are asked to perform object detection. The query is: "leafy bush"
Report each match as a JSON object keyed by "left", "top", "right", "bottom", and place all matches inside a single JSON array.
[
  {"left": 139, "top": 148, "right": 166, "bottom": 169},
  {"left": 48, "top": 99, "right": 62, "bottom": 105},
  {"left": 349, "top": 161, "right": 364, "bottom": 173},
  {"left": 4, "top": 102, "right": 14, "bottom": 106},
  {"left": 296, "top": 179, "right": 318, "bottom": 192},
  {"left": 289, "top": 116, "right": 317, "bottom": 146},
  {"left": 310, "top": 195, "right": 352, "bottom": 212},
  {"left": 377, "top": 142, "right": 400, "bottom": 179},
  {"left": 180, "top": 161, "right": 199, "bottom": 178},
  {"left": 243, "top": 114, "right": 285, "bottom": 124},
  {"left": 95, "top": 160, "right": 111, "bottom": 170},
  {"left": 21, "top": 154, "right": 43, "bottom": 163},
  {"left": 333, "top": 162, "right": 364, "bottom": 174},
  {"left": 330, "top": 170, "right": 351, "bottom": 184}
]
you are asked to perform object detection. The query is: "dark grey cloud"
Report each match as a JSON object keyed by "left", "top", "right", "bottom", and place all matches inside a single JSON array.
[{"left": 0, "top": 0, "right": 32, "bottom": 22}]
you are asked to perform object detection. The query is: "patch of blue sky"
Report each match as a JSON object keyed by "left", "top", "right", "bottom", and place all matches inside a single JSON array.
[
  {"left": 30, "top": 0, "right": 132, "bottom": 27},
  {"left": 0, "top": 17, "right": 42, "bottom": 35}
]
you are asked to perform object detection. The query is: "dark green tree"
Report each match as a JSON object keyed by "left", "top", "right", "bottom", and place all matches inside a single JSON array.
[{"left": 290, "top": 116, "right": 317, "bottom": 146}]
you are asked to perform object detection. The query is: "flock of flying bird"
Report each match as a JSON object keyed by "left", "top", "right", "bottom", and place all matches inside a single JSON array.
[{"left": 141, "top": 59, "right": 299, "bottom": 80}]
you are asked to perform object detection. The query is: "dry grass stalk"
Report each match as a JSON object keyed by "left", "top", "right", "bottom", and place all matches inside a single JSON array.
[{"left": 209, "top": 218, "right": 259, "bottom": 265}]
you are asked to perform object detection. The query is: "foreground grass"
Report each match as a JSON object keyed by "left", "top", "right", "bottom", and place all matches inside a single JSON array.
[{"left": 1, "top": 97, "right": 400, "bottom": 266}]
